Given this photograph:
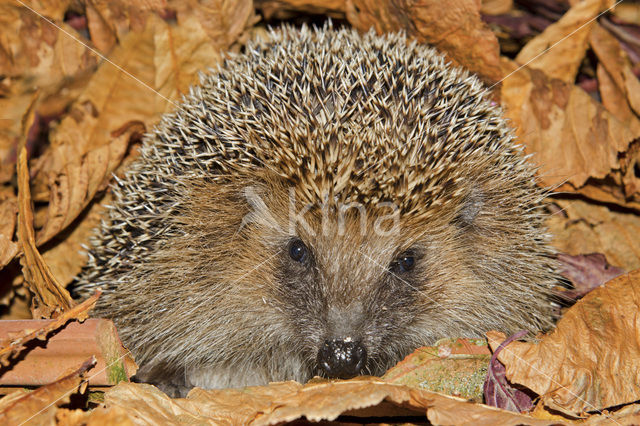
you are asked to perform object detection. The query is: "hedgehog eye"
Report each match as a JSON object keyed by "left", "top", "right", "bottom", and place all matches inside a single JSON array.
[
  {"left": 288, "top": 239, "right": 308, "bottom": 263},
  {"left": 391, "top": 252, "right": 416, "bottom": 273}
]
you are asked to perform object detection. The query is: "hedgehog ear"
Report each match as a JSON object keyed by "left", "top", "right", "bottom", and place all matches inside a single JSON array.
[{"left": 456, "top": 188, "right": 484, "bottom": 227}]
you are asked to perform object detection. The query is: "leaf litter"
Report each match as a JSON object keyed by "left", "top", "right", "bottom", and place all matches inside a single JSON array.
[{"left": 0, "top": 0, "right": 640, "bottom": 424}]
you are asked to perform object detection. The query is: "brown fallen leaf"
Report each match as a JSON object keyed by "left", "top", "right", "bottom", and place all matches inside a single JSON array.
[
  {"left": 487, "top": 269, "right": 640, "bottom": 416},
  {"left": 31, "top": 11, "right": 224, "bottom": 246},
  {"left": 344, "top": 0, "right": 503, "bottom": 86},
  {"left": 590, "top": 22, "right": 640, "bottom": 117},
  {"left": 56, "top": 405, "right": 135, "bottom": 426},
  {"left": 515, "top": 0, "right": 610, "bottom": 83},
  {"left": 596, "top": 63, "right": 640, "bottom": 135},
  {"left": 484, "top": 330, "right": 534, "bottom": 413},
  {"left": 0, "top": 357, "right": 95, "bottom": 425},
  {"left": 84, "top": 0, "right": 167, "bottom": 53},
  {"left": 256, "top": 0, "right": 346, "bottom": 20},
  {"left": 42, "top": 194, "right": 111, "bottom": 287},
  {"left": 91, "top": 378, "right": 561, "bottom": 425},
  {"left": 609, "top": 1, "right": 640, "bottom": 24},
  {"left": 500, "top": 58, "right": 640, "bottom": 209},
  {"left": 0, "top": 92, "right": 41, "bottom": 184},
  {"left": 382, "top": 338, "right": 490, "bottom": 402},
  {"left": 0, "top": 3, "right": 97, "bottom": 87},
  {"left": 172, "top": 0, "right": 256, "bottom": 48},
  {"left": 0, "top": 291, "right": 100, "bottom": 367},
  {"left": 16, "top": 97, "right": 75, "bottom": 318},
  {"left": 547, "top": 198, "right": 640, "bottom": 272},
  {"left": 480, "top": 0, "right": 513, "bottom": 16},
  {"left": 557, "top": 253, "right": 625, "bottom": 300},
  {"left": 0, "top": 315, "right": 136, "bottom": 387},
  {"left": 584, "top": 403, "right": 640, "bottom": 425},
  {"left": 0, "top": 191, "right": 18, "bottom": 269}
]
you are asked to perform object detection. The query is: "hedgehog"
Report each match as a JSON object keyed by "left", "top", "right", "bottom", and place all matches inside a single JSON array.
[{"left": 73, "top": 23, "right": 559, "bottom": 396}]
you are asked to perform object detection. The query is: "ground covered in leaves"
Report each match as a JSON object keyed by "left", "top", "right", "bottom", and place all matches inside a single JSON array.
[{"left": 1, "top": 0, "right": 640, "bottom": 424}]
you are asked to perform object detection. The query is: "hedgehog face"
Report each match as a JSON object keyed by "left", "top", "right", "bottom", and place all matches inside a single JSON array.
[{"left": 224, "top": 176, "right": 497, "bottom": 379}]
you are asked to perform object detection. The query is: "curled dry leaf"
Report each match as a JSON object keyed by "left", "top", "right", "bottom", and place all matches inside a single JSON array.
[
  {"left": 487, "top": 269, "right": 640, "bottom": 416},
  {"left": 16, "top": 96, "right": 75, "bottom": 318},
  {"left": 344, "top": 0, "right": 502, "bottom": 85},
  {"left": 0, "top": 356, "right": 95, "bottom": 426},
  {"left": 88, "top": 378, "right": 559, "bottom": 425},
  {"left": 0, "top": 291, "right": 100, "bottom": 367},
  {"left": 18, "top": 148, "right": 75, "bottom": 318},
  {"left": 382, "top": 338, "right": 490, "bottom": 402},
  {"left": 547, "top": 198, "right": 640, "bottom": 272},
  {"left": 500, "top": 58, "right": 640, "bottom": 209},
  {"left": 557, "top": 253, "right": 625, "bottom": 300},
  {"left": 484, "top": 330, "right": 534, "bottom": 413},
  {"left": 515, "top": 0, "right": 611, "bottom": 83}
]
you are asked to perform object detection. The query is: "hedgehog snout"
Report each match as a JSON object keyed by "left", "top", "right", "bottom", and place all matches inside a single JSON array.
[{"left": 316, "top": 337, "right": 367, "bottom": 379}]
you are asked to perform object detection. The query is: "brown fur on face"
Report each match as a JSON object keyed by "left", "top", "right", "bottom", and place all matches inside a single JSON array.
[{"left": 95, "top": 169, "right": 553, "bottom": 392}]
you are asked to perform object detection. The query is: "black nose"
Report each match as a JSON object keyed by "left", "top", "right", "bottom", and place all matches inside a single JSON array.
[{"left": 317, "top": 338, "right": 367, "bottom": 379}]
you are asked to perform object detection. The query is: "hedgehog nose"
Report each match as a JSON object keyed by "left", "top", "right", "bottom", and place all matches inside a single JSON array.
[{"left": 317, "top": 338, "right": 367, "bottom": 379}]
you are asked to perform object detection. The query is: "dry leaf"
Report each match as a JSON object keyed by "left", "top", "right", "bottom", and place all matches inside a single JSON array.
[
  {"left": 0, "top": 92, "right": 42, "bottom": 183},
  {"left": 610, "top": 2, "right": 640, "bottom": 24},
  {"left": 56, "top": 405, "right": 135, "bottom": 426},
  {"left": 484, "top": 330, "right": 534, "bottom": 413},
  {"left": 0, "top": 192, "right": 18, "bottom": 269},
  {"left": 590, "top": 22, "right": 640, "bottom": 117},
  {"left": 172, "top": 0, "right": 256, "bottom": 48},
  {"left": 0, "top": 3, "right": 97, "bottom": 84},
  {"left": 42, "top": 194, "right": 110, "bottom": 287},
  {"left": 500, "top": 58, "right": 640, "bottom": 208},
  {"left": 18, "top": 147, "right": 75, "bottom": 318},
  {"left": 84, "top": 0, "right": 168, "bottom": 52},
  {"left": 487, "top": 269, "right": 640, "bottom": 416},
  {"left": 256, "top": 0, "right": 346, "bottom": 20},
  {"left": 16, "top": 96, "right": 75, "bottom": 317},
  {"left": 557, "top": 253, "right": 625, "bottom": 300},
  {"left": 584, "top": 403, "right": 640, "bottom": 425},
  {"left": 547, "top": 198, "right": 640, "bottom": 272},
  {"left": 0, "top": 291, "right": 100, "bottom": 367},
  {"left": 0, "top": 357, "right": 95, "bottom": 425},
  {"left": 382, "top": 338, "right": 490, "bottom": 402},
  {"left": 480, "top": 0, "right": 513, "bottom": 16},
  {"left": 515, "top": 0, "right": 610, "bottom": 83},
  {"left": 92, "top": 378, "right": 560, "bottom": 425},
  {"left": 33, "top": 12, "right": 223, "bottom": 246},
  {"left": 345, "top": 0, "right": 503, "bottom": 85},
  {"left": 0, "top": 315, "right": 136, "bottom": 388},
  {"left": 596, "top": 63, "right": 640, "bottom": 135}
]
